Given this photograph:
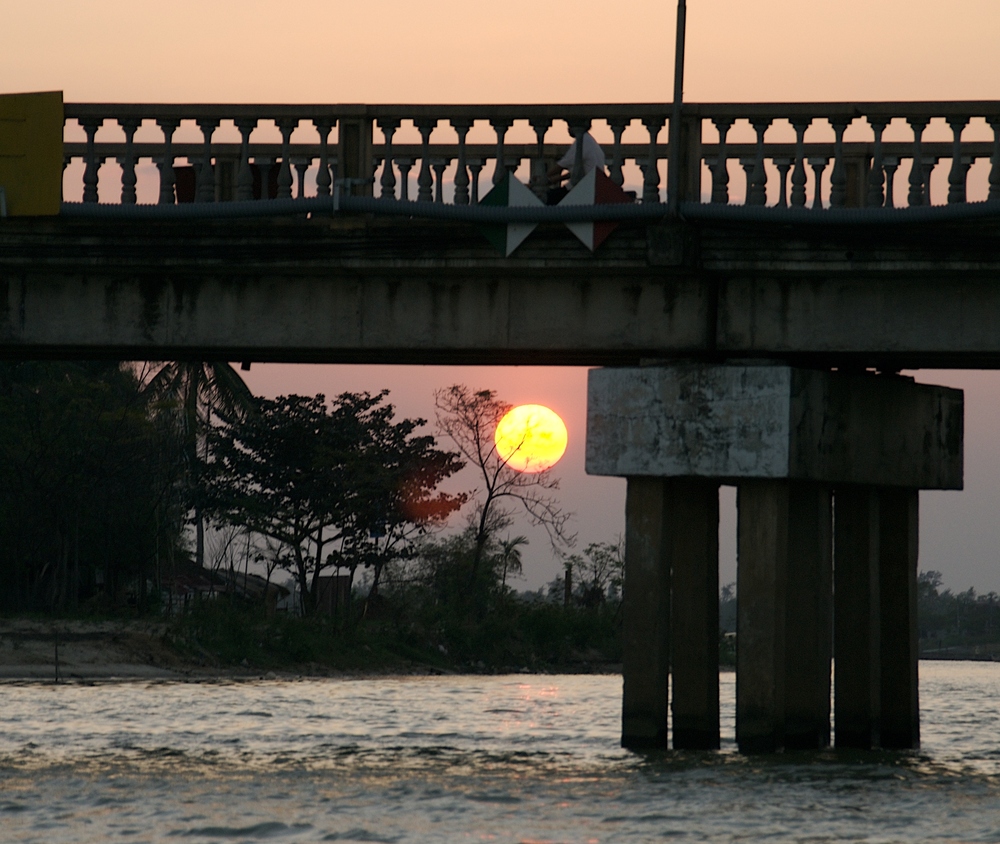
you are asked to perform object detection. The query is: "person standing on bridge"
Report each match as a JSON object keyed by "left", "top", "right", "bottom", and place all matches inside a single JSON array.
[{"left": 546, "top": 131, "right": 606, "bottom": 204}]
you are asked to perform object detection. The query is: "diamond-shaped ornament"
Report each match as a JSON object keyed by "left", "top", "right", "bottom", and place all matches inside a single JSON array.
[
  {"left": 559, "top": 169, "right": 633, "bottom": 251},
  {"left": 478, "top": 173, "right": 542, "bottom": 256}
]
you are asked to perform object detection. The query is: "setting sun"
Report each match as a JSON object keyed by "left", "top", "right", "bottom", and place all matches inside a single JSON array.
[{"left": 494, "top": 404, "right": 568, "bottom": 473}]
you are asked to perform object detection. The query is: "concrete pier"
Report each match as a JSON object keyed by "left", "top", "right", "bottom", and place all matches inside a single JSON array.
[
  {"left": 833, "top": 486, "right": 882, "bottom": 749},
  {"left": 878, "top": 488, "right": 921, "bottom": 750},
  {"left": 736, "top": 480, "right": 831, "bottom": 753},
  {"left": 669, "top": 478, "right": 721, "bottom": 750},
  {"left": 621, "top": 477, "right": 672, "bottom": 749},
  {"left": 588, "top": 363, "right": 962, "bottom": 754},
  {"left": 621, "top": 476, "right": 720, "bottom": 750}
]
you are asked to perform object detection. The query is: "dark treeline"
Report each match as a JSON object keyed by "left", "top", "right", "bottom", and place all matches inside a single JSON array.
[
  {"left": 0, "top": 361, "right": 186, "bottom": 613},
  {"left": 918, "top": 571, "right": 1000, "bottom": 655},
  {"left": 0, "top": 363, "right": 623, "bottom": 670},
  {"left": 12, "top": 362, "right": 998, "bottom": 669}
]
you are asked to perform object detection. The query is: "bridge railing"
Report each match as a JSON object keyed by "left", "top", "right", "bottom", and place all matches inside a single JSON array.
[{"left": 62, "top": 102, "right": 1000, "bottom": 210}]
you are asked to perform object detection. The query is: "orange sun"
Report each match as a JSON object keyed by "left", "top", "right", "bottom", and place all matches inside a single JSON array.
[{"left": 494, "top": 404, "right": 568, "bottom": 473}]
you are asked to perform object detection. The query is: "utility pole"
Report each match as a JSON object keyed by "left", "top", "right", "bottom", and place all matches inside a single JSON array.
[{"left": 667, "top": 0, "right": 688, "bottom": 214}]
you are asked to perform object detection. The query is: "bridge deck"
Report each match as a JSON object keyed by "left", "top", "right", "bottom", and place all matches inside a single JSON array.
[{"left": 3, "top": 214, "right": 1000, "bottom": 368}]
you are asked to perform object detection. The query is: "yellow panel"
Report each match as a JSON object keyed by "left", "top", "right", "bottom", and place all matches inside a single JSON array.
[{"left": 0, "top": 91, "right": 63, "bottom": 216}]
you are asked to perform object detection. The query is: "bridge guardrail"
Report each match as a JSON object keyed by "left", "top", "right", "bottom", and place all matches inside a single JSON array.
[{"left": 61, "top": 102, "right": 1000, "bottom": 211}]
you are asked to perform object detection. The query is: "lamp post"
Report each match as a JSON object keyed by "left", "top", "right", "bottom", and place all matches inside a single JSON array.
[{"left": 667, "top": 0, "right": 687, "bottom": 214}]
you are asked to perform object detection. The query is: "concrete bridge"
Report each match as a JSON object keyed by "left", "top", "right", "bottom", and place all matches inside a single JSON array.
[{"left": 3, "top": 96, "right": 1000, "bottom": 754}]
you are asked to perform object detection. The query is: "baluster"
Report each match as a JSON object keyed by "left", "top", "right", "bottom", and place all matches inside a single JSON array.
[
  {"left": 156, "top": 118, "right": 179, "bottom": 205},
  {"left": 946, "top": 116, "right": 969, "bottom": 204},
  {"left": 866, "top": 117, "right": 888, "bottom": 207},
  {"left": 989, "top": 117, "right": 1000, "bottom": 202},
  {"left": 293, "top": 158, "right": 309, "bottom": 198},
  {"left": 451, "top": 118, "right": 472, "bottom": 205},
  {"left": 883, "top": 156, "right": 900, "bottom": 208},
  {"left": 254, "top": 156, "right": 273, "bottom": 200},
  {"left": 791, "top": 118, "right": 810, "bottom": 208},
  {"left": 773, "top": 157, "right": 792, "bottom": 207},
  {"left": 528, "top": 118, "right": 552, "bottom": 199},
  {"left": 195, "top": 118, "right": 219, "bottom": 202},
  {"left": 416, "top": 118, "right": 437, "bottom": 201},
  {"left": 809, "top": 157, "right": 829, "bottom": 210},
  {"left": 314, "top": 119, "right": 333, "bottom": 198},
  {"left": 432, "top": 159, "right": 450, "bottom": 202},
  {"left": 396, "top": 157, "right": 413, "bottom": 201},
  {"left": 468, "top": 158, "right": 484, "bottom": 204},
  {"left": 948, "top": 117, "right": 969, "bottom": 205},
  {"left": 740, "top": 158, "right": 755, "bottom": 205},
  {"left": 608, "top": 119, "right": 627, "bottom": 187},
  {"left": 233, "top": 118, "right": 257, "bottom": 201},
  {"left": 907, "top": 117, "right": 929, "bottom": 207},
  {"left": 710, "top": 118, "right": 733, "bottom": 204},
  {"left": 748, "top": 118, "right": 771, "bottom": 206},
  {"left": 81, "top": 118, "right": 102, "bottom": 203},
  {"left": 922, "top": 157, "right": 939, "bottom": 206},
  {"left": 370, "top": 157, "right": 382, "bottom": 198},
  {"left": 275, "top": 118, "right": 296, "bottom": 199},
  {"left": 377, "top": 117, "right": 400, "bottom": 199},
  {"left": 642, "top": 117, "right": 665, "bottom": 203},
  {"left": 829, "top": 117, "right": 851, "bottom": 208},
  {"left": 118, "top": 117, "right": 139, "bottom": 205},
  {"left": 568, "top": 119, "right": 591, "bottom": 187},
  {"left": 490, "top": 118, "right": 512, "bottom": 186}
]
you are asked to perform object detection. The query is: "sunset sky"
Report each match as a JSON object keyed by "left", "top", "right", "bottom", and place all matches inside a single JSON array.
[{"left": 7, "top": 0, "right": 1000, "bottom": 591}]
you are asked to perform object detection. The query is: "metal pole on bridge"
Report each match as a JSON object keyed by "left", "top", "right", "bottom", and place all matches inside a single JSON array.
[{"left": 667, "top": 0, "right": 687, "bottom": 215}]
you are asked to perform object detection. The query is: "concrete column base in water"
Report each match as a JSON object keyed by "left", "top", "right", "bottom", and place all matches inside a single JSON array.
[
  {"left": 620, "top": 476, "right": 721, "bottom": 751},
  {"left": 621, "top": 477, "right": 672, "bottom": 749},
  {"left": 736, "top": 479, "right": 832, "bottom": 753},
  {"left": 878, "top": 488, "right": 921, "bottom": 749},
  {"left": 833, "top": 485, "right": 882, "bottom": 749},
  {"left": 587, "top": 364, "right": 961, "bottom": 755}
]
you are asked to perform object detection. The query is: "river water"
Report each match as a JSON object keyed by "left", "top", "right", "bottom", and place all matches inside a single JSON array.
[{"left": 1, "top": 662, "right": 999, "bottom": 842}]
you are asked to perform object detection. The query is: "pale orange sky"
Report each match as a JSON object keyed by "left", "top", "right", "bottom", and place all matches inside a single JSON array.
[
  {"left": 6, "top": 0, "right": 1000, "bottom": 104},
  {"left": 8, "top": 0, "right": 1000, "bottom": 591}
]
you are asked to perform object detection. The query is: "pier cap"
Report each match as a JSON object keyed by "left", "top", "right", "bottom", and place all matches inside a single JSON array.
[{"left": 586, "top": 364, "right": 962, "bottom": 489}]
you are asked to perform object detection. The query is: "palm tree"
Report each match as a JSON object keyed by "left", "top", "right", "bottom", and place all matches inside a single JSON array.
[
  {"left": 143, "top": 361, "right": 255, "bottom": 568},
  {"left": 498, "top": 534, "right": 528, "bottom": 593}
]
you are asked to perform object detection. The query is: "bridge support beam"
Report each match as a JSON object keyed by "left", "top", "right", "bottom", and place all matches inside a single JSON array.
[
  {"left": 587, "top": 363, "right": 961, "bottom": 755},
  {"left": 833, "top": 486, "right": 882, "bottom": 749},
  {"left": 833, "top": 485, "right": 920, "bottom": 750},
  {"left": 670, "top": 478, "right": 721, "bottom": 750},
  {"left": 736, "top": 480, "right": 832, "bottom": 753},
  {"left": 621, "top": 476, "right": 720, "bottom": 750},
  {"left": 878, "top": 488, "right": 920, "bottom": 749},
  {"left": 621, "top": 477, "right": 672, "bottom": 749}
]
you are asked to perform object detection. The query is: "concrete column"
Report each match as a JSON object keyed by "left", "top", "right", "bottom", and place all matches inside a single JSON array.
[
  {"left": 878, "top": 487, "right": 920, "bottom": 749},
  {"left": 670, "top": 478, "right": 721, "bottom": 750},
  {"left": 621, "top": 477, "right": 720, "bottom": 750},
  {"left": 736, "top": 480, "right": 832, "bottom": 753},
  {"left": 622, "top": 477, "right": 672, "bottom": 749},
  {"left": 833, "top": 486, "right": 881, "bottom": 749}
]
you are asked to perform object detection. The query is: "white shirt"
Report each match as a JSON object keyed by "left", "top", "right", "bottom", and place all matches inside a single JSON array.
[{"left": 557, "top": 133, "right": 606, "bottom": 174}]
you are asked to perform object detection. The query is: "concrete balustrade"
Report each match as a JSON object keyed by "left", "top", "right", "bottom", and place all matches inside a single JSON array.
[
  {"left": 587, "top": 364, "right": 963, "bottom": 754},
  {"left": 61, "top": 101, "right": 1000, "bottom": 210}
]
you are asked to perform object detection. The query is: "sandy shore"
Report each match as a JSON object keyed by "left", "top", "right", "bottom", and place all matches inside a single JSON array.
[
  {"left": 0, "top": 618, "right": 223, "bottom": 680},
  {"left": 0, "top": 619, "right": 623, "bottom": 681}
]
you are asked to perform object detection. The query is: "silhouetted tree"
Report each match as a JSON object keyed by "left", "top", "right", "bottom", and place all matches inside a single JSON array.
[
  {"left": 433, "top": 385, "right": 574, "bottom": 579},
  {"left": 143, "top": 361, "right": 255, "bottom": 567},
  {"left": 0, "top": 362, "right": 186, "bottom": 612},
  {"left": 202, "top": 391, "right": 465, "bottom": 614}
]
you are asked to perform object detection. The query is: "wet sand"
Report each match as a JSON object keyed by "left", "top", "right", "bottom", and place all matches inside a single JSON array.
[{"left": 0, "top": 619, "right": 240, "bottom": 680}]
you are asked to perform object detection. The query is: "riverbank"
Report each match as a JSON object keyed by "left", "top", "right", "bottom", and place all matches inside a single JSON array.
[{"left": 0, "top": 617, "right": 623, "bottom": 680}]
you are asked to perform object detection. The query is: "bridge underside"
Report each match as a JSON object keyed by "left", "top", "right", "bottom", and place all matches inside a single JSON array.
[{"left": 2, "top": 214, "right": 1000, "bottom": 368}]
